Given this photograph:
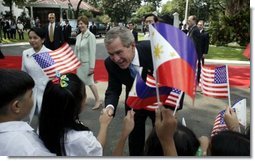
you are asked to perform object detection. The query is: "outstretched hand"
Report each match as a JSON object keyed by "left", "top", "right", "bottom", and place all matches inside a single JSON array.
[{"left": 155, "top": 107, "right": 177, "bottom": 156}]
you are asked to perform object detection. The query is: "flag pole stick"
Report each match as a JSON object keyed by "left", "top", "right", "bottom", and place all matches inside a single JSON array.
[
  {"left": 149, "top": 24, "right": 161, "bottom": 108},
  {"left": 226, "top": 65, "right": 231, "bottom": 107},
  {"left": 184, "top": 0, "right": 189, "bottom": 24},
  {"left": 155, "top": 71, "right": 161, "bottom": 106}
]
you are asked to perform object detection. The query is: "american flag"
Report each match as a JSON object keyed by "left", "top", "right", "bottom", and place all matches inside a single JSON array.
[
  {"left": 145, "top": 75, "right": 183, "bottom": 111},
  {"left": 200, "top": 65, "right": 229, "bottom": 98},
  {"left": 211, "top": 109, "right": 228, "bottom": 137},
  {"left": 33, "top": 43, "right": 81, "bottom": 79}
]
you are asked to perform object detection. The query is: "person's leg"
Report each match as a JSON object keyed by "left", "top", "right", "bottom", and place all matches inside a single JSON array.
[
  {"left": 197, "top": 58, "right": 202, "bottom": 84},
  {"left": 88, "top": 84, "right": 102, "bottom": 110}
]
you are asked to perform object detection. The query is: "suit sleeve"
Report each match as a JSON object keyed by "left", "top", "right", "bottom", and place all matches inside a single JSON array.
[
  {"left": 192, "top": 29, "right": 202, "bottom": 59},
  {"left": 204, "top": 32, "right": 209, "bottom": 54},
  {"left": 104, "top": 58, "right": 122, "bottom": 114}
]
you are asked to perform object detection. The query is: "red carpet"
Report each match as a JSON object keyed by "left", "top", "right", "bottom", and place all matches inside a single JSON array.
[{"left": 0, "top": 56, "right": 250, "bottom": 87}]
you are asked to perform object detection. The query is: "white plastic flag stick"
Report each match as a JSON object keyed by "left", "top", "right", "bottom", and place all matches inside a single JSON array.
[
  {"left": 184, "top": 0, "right": 189, "bottom": 23},
  {"left": 173, "top": 91, "right": 183, "bottom": 116},
  {"left": 182, "top": 117, "right": 187, "bottom": 127},
  {"left": 149, "top": 24, "right": 161, "bottom": 109},
  {"left": 226, "top": 65, "right": 231, "bottom": 107}
]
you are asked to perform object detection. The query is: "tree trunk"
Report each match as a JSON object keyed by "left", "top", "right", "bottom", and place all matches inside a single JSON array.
[{"left": 75, "top": 0, "right": 83, "bottom": 19}]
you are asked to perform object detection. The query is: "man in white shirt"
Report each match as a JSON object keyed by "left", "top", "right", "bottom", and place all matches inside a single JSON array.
[{"left": 143, "top": 13, "right": 158, "bottom": 40}]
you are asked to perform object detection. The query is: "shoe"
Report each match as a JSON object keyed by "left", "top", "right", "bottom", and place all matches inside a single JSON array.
[{"left": 92, "top": 101, "right": 102, "bottom": 110}]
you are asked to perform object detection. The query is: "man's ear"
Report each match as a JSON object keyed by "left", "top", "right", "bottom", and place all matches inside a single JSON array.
[{"left": 10, "top": 100, "right": 21, "bottom": 114}]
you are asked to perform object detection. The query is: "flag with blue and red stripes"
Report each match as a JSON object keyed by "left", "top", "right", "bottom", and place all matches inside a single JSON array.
[
  {"left": 33, "top": 43, "right": 80, "bottom": 79},
  {"left": 145, "top": 75, "right": 183, "bottom": 111},
  {"left": 201, "top": 65, "right": 229, "bottom": 98},
  {"left": 211, "top": 109, "right": 228, "bottom": 137}
]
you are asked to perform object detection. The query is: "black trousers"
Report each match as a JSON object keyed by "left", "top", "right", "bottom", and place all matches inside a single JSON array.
[
  {"left": 197, "top": 57, "right": 202, "bottom": 84},
  {"left": 127, "top": 108, "right": 155, "bottom": 156}
]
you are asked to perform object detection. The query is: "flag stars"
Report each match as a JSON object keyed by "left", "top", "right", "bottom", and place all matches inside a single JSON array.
[
  {"left": 154, "top": 44, "right": 163, "bottom": 59},
  {"left": 152, "top": 31, "right": 155, "bottom": 37},
  {"left": 169, "top": 51, "right": 177, "bottom": 57}
]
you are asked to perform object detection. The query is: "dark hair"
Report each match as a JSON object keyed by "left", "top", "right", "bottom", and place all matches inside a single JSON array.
[
  {"left": 210, "top": 130, "right": 250, "bottom": 156},
  {"left": 39, "top": 73, "right": 89, "bottom": 156},
  {"left": 28, "top": 27, "right": 46, "bottom": 39},
  {"left": 144, "top": 123, "right": 200, "bottom": 156},
  {"left": 0, "top": 69, "right": 34, "bottom": 109},
  {"left": 144, "top": 13, "right": 159, "bottom": 23}
]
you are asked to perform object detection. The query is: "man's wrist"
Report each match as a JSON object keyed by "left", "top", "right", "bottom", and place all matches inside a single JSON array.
[{"left": 106, "top": 104, "right": 115, "bottom": 110}]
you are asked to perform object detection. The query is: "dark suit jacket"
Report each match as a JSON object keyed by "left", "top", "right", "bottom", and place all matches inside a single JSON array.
[
  {"left": 104, "top": 40, "right": 184, "bottom": 114},
  {"left": 188, "top": 25, "right": 202, "bottom": 59},
  {"left": 132, "top": 30, "right": 138, "bottom": 42},
  {"left": 63, "top": 24, "right": 72, "bottom": 43},
  {"left": 200, "top": 30, "right": 209, "bottom": 55},
  {"left": 44, "top": 22, "right": 64, "bottom": 50}
]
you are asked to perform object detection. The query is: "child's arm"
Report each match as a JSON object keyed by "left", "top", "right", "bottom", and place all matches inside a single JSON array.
[
  {"left": 97, "top": 109, "right": 113, "bottom": 148},
  {"left": 112, "top": 110, "right": 135, "bottom": 156}
]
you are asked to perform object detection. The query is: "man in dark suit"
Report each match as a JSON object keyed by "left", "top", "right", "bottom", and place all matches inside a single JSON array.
[
  {"left": 103, "top": 26, "right": 184, "bottom": 156},
  {"left": 89, "top": 21, "right": 97, "bottom": 36},
  {"left": 187, "top": 15, "right": 202, "bottom": 85},
  {"left": 44, "top": 13, "right": 64, "bottom": 50},
  {"left": 197, "top": 20, "right": 209, "bottom": 65},
  {"left": 63, "top": 19, "right": 72, "bottom": 44},
  {"left": 128, "top": 22, "right": 138, "bottom": 42}
]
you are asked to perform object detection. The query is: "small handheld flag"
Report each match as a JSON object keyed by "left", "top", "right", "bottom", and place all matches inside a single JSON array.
[{"left": 33, "top": 43, "right": 81, "bottom": 79}]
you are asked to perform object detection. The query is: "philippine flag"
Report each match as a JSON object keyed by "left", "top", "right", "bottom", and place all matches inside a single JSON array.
[
  {"left": 149, "top": 23, "right": 197, "bottom": 99},
  {"left": 126, "top": 69, "right": 172, "bottom": 110}
]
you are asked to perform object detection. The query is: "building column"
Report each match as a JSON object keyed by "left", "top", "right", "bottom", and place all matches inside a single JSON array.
[{"left": 30, "top": 6, "right": 34, "bottom": 19}]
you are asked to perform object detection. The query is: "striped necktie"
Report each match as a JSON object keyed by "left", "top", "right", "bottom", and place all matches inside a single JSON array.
[{"left": 49, "top": 23, "right": 54, "bottom": 42}]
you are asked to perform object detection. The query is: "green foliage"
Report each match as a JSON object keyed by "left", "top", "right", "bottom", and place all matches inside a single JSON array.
[
  {"left": 101, "top": 0, "right": 141, "bottom": 23},
  {"left": 143, "top": 0, "right": 161, "bottom": 10},
  {"left": 208, "top": 0, "right": 250, "bottom": 46},
  {"left": 133, "top": 4, "right": 155, "bottom": 22}
]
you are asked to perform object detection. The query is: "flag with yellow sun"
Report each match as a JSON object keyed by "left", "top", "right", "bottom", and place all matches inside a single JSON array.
[{"left": 149, "top": 23, "right": 198, "bottom": 99}]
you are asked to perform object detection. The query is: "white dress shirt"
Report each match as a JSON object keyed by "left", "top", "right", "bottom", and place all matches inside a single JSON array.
[
  {"left": 64, "top": 129, "right": 102, "bottom": 156},
  {"left": 0, "top": 121, "right": 55, "bottom": 156}
]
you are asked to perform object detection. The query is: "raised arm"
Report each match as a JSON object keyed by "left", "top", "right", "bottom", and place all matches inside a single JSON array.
[
  {"left": 155, "top": 107, "right": 177, "bottom": 156},
  {"left": 112, "top": 110, "right": 135, "bottom": 156}
]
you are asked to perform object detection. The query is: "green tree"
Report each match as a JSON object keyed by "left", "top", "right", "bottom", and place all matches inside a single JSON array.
[
  {"left": 143, "top": 0, "right": 161, "bottom": 10},
  {"left": 101, "top": 0, "right": 141, "bottom": 23},
  {"left": 134, "top": 4, "right": 155, "bottom": 21},
  {"left": 2, "top": 0, "right": 35, "bottom": 18}
]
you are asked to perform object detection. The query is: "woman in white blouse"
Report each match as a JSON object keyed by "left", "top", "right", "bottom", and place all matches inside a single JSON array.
[
  {"left": 21, "top": 27, "right": 51, "bottom": 123},
  {"left": 75, "top": 15, "right": 101, "bottom": 110}
]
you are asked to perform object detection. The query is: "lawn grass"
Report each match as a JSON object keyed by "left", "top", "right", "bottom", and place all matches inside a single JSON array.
[
  {"left": 206, "top": 45, "right": 248, "bottom": 61},
  {"left": 1, "top": 31, "right": 29, "bottom": 43}
]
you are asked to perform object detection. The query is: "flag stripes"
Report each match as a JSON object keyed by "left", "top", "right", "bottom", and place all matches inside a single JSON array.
[
  {"left": 200, "top": 65, "right": 229, "bottom": 98},
  {"left": 145, "top": 74, "right": 183, "bottom": 110},
  {"left": 211, "top": 110, "right": 228, "bottom": 137},
  {"left": 33, "top": 43, "right": 80, "bottom": 79}
]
